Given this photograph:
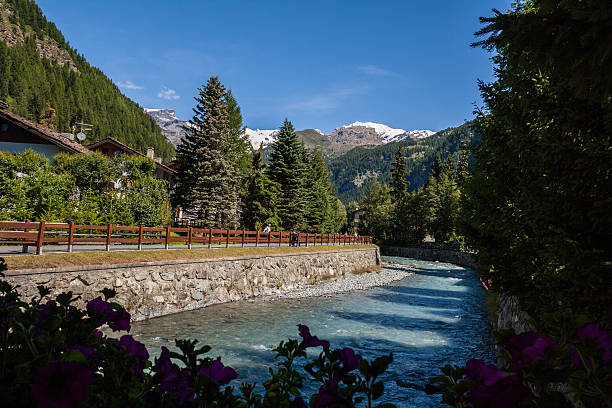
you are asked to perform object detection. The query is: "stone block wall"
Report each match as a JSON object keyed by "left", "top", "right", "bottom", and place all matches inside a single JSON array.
[
  {"left": 380, "top": 245, "right": 476, "bottom": 268},
  {"left": 4, "top": 247, "right": 380, "bottom": 321}
]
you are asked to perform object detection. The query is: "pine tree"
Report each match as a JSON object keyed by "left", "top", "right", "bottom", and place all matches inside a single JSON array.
[
  {"left": 390, "top": 144, "right": 408, "bottom": 201},
  {"left": 268, "top": 119, "right": 308, "bottom": 230},
  {"left": 304, "top": 150, "right": 338, "bottom": 233},
  {"left": 172, "top": 76, "right": 239, "bottom": 228},
  {"left": 241, "top": 145, "right": 281, "bottom": 230},
  {"left": 225, "top": 90, "right": 250, "bottom": 175},
  {"left": 456, "top": 149, "right": 469, "bottom": 185},
  {"left": 429, "top": 153, "right": 443, "bottom": 180}
]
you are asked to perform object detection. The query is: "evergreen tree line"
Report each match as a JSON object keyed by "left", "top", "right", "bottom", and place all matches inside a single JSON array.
[
  {"left": 357, "top": 146, "right": 469, "bottom": 245},
  {"left": 0, "top": 150, "right": 172, "bottom": 226},
  {"left": 0, "top": 0, "right": 175, "bottom": 161},
  {"left": 172, "top": 77, "right": 346, "bottom": 233}
]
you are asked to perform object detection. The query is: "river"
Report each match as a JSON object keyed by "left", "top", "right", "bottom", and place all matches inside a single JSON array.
[{"left": 131, "top": 256, "right": 494, "bottom": 406}]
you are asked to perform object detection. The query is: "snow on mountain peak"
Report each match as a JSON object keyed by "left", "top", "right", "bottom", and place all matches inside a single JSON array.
[
  {"left": 243, "top": 128, "right": 279, "bottom": 148},
  {"left": 342, "top": 121, "right": 406, "bottom": 141},
  {"left": 340, "top": 121, "right": 435, "bottom": 143}
]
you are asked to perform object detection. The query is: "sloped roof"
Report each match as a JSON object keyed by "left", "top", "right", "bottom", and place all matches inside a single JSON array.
[
  {"left": 0, "top": 107, "right": 91, "bottom": 154},
  {"left": 87, "top": 137, "right": 176, "bottom": 174}
]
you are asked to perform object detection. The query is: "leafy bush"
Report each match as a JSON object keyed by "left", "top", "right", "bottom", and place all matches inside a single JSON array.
[{"left": 0, "top": 258, "right": 395, "bottom": 407}]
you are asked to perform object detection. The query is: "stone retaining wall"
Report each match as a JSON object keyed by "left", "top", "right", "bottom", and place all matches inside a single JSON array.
[
  {"left": 4, "top": 247, "right": 380, "bottom": 321},
  {"left": 380, "top": 245, "right": 476, "bottom": 268}
]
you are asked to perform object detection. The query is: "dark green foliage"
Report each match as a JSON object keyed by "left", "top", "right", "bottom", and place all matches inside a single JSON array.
[
  {"left": 172, "top": 77, "right": 239, "bottom": 228},
  {"left": 241, "top": 146, "right": 281, "bottom": 230},
  {"left": 390, "top": 145, "right": 408, "bottom": 201},
  {"left": 0, "top": 0, "right": 175, "bottom": 161},
  {"left": 463, "top": 0, "right": 612, "bottom": 326},
  {"left": 304, "top": 150, "right": 346, "bottom": 233},
  {"left": 225, "top": 90, "right": 251, "bottom": 177},
  {"left": 54, "top": 152, "right": 119, "bottom": 192},
  {"left": 327, "top": 123, "right": 477, "bottom": 204},
  {"left": 358, "top": 181, "right": 394, "bottom": 240},
  {"left": 268, "top": 119, "right": 308, "bottom": 230}
]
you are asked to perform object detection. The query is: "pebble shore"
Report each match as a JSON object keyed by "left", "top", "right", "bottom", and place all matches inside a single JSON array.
[{"left": 270, "top": 261, "right": 415, "bottom": 300}]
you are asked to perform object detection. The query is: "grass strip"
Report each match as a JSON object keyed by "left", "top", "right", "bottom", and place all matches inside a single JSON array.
[{"left": 5, "top": 245, "right": 378, "bottom": 270}]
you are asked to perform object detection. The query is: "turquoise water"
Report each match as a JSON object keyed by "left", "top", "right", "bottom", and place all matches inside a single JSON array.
[{"left": 131, "top": 257, "right": 494, "bottom": 406}]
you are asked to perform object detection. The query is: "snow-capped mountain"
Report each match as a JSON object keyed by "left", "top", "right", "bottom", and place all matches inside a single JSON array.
[
  {"left": 144, "top": 108, "right": 189, "bottom": 146},
  {"left": 145, "top": 107, "right": 434, "bottom": 150},
  {"left": 339, "top": 121, "right": 435, "bottom": 144},
  {"left": 243, "top": 128, "right": 279, "bottom": 148}
]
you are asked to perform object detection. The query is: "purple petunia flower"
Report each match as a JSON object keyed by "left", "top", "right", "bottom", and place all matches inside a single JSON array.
[
  {"left": 153, "top": 347, "right": 192, "bottom": 405},
  {"left": 120, "top": 335, "right": 149, "bottom": 372},
  {"left": 297, "top": 324, "right": 330, "bottom": 349},
  {"left": 315, "top": 378, "right": 342, "bottom": 407},
  {"left": 465, "top": 359, "right": 503, "bottom": 386},
  {"left": 470, "top": 374, "right": 528, "bottom": 408},
  {"left": 66, "top": 344, "right": 98, "bottom": 361},
  {"left": 569, "top": 348, "right": 583, "bottom": 367},
  {"left": 504, "top": 331, "right": 557, "bottom": 370},
  {"left": 338, "top": 347, "right": 362, "bottom": 371},
  {"left": 36, "top": 300, "right": 56, "bottom": 325},
  {"left": 578, "top": 324, "right": 612, "bottom": 363},
  {"left": 109, "top": 309, "right": 131, "bottom": 332},
  {"left": 87, "top": 297, "right": 112, "bottom": 317},
  {"left": 198, "top": 359, "right": 238, "bottom": 385},
  {"left": 92, "top": 329, "right": 104, "bottom": 342},
  {"left": 31, "top": 361, "right": 95, "bottom": 408}
]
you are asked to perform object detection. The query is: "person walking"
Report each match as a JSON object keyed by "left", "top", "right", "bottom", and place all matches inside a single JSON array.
[{"left": 263, "top": 224, "right": 271, "bottom": 233}]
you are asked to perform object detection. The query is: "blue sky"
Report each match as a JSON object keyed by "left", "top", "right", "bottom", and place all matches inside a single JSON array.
[{"left": 37, "top": 0, "right": 511, "bottom": 133}]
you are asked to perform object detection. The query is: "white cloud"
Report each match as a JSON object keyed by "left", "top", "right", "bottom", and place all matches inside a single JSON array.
[
  {"left": 357, "top": 65, "right": 401, "bottom": 78},
  {"left": 157, "top": 86, "right": 180, "bottom": 100},
  {"left": 286, "top": 86, "right": 369, "bottom": 113},
  {"left": 117, "top": 80, "right": 144, "bottom": 90}
]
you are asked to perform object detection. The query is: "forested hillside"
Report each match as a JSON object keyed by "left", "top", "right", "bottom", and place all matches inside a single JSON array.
[
  {"left": 327, "top": 122, "right": 477, "bottom": 203},
  {"left": 0, "top": 0, "right": 175, "bottom": 161}
]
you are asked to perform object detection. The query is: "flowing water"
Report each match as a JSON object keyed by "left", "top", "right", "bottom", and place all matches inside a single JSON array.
[{"left": 131, "top": 257, "right": 494, "bottom": 406}]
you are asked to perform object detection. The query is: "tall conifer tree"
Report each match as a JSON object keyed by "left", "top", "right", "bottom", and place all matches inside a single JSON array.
[
  {"left": 172, "top": 76, "right": 239, "bottom": 228},
  {"left": 268, "top": 119, "right": 308, "bottom": 230},
  {"left": 390, "top": 144, "right": 408, "bottom": 201},
  {"left": 241, "top": 145, "right": 281, "bottom": 230}
]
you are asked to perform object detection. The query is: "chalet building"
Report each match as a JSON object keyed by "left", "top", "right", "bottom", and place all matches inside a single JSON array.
[
  {"left": 0, "top": 102, "right": 175, "bottom": 184},
  {"left": 350, "top": 208, "right": 366, "bottom": 232},
  {"left": 0, "top": 102, "right": 90, "bottom": 159},
  {"left": 86, "top": 137, "right": 176, "bottom": 183}
]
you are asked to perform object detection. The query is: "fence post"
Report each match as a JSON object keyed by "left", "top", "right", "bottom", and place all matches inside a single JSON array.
[
  {"left": 105, "top": 224, "right": 112, "bottom": 251},
  {"left": 188, "top": 227, "right": 193, "bottom": 249},
  {"left": 35, "top": 220, "right": 46, "bottom": 255},
  {"left": 208, "top": 229, "right": 212, "bottom": 249},
  {"left": 241, "top": 229, "right": 245, "bottom": 248},
  {"left": 68, "top": 221, "right": 74, "bottom": 252},
  {"left": 267, "top": 231, "right": 271, "bottom": 247},
  {"left": 165, "top": 225, "right": 171, "bottom": 249},
  {"left": 344, "top": 234, "right": 346, "bottom": 246},
  {"left": 305, "top": 233, "right": 308, "bottom": 247},
  {"left": 22, "top": 219, "right": 30, "bottom": 253},
  {"left": 255, "top": 230, "right": 259, "bottom": 247},
  {"left": 279, "top": 231, "right": 282, "bottom": 247},
  {"left": 138, "top": 225, "right": 143, "bottom": 250},
  {"left": 226, "top": 229, "right": 230, "bottom": 248}
]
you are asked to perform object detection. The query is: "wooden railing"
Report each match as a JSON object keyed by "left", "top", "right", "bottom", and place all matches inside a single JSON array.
[{"left": 0, "top": 221, "right": 373, "bottom": 255}]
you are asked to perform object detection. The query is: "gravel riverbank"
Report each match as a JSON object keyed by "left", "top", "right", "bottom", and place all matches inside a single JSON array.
[{"left": 270, "top": 261, "right": 414, "bottom": 300}]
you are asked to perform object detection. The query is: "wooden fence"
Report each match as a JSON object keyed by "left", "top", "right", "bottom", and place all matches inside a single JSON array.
[{"left": 0, "top": 221, "right": 373, "bottom": 255}]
